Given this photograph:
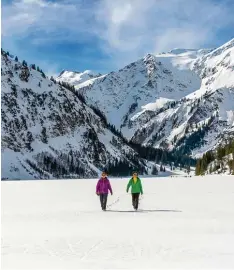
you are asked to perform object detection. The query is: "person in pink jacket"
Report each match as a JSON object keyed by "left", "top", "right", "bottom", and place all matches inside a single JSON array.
[{"left": 96, "top": 172, "right": 113, "bottom": 211}]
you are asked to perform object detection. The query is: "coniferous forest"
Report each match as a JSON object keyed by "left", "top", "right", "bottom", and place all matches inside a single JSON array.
[{"left": 195, "top": 139, "right": 234, "bottom": 175}]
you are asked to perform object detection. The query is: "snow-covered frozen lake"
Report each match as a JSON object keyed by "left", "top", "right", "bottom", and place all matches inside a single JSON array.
[{"left": 2, "top": 176, "right": 234, "bottom": 269}]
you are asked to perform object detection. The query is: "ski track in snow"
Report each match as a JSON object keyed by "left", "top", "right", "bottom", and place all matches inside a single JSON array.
[{"left": 2, "top": 176, "right": 234, "bottom": 269}]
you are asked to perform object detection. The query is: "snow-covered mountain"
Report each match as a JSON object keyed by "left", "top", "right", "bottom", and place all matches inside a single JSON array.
[
  {"left": 58, "top": 39, "right": 234, "bottom": 157},
  {"left": 57, "top": 70, "right": 102, "bottom": 87},
  {"left": 1, "top": 52, "right": 148, "bottom": 180},
  {"left": 2, "top": 39, "right": 234, "bottom": 179},
  {"left": 70, "top": 53, "right": 202, "bottom": 132},
  {"left": 131, "top": 39, "right": 234, "bottom": 157}
]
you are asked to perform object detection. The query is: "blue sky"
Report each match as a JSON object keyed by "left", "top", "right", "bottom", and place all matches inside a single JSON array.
[{"left": 2, "top": 0, "right": 234, "bottom": 77}]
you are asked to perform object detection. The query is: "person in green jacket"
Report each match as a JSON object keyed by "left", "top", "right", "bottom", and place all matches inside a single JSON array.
[{"left": 126, "top": 172, "right": 143, "bottom": 210}]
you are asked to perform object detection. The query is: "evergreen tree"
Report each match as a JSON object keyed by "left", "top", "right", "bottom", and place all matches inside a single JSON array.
[
  {"left": 15, "top": 56, "right": 18, "bottom": 62},
  {"left": 209, "top": 164, "right": 213, "bottom": 174},
  {"left": 22, "top": 60, "right": 27, "bottom": 67},
  {"left": 187, "top": 165, "right": 191, "bottom": 175},
  {"left": 161, "top": 151, "right": 167, "bottom": 165},
  {"left": 160, "top": 164, "right": 163, "bottom": 172},
  {"left": 41, "top": 127, "right": 48, "bottom": 144},
  {"left": 152, "top": 165, "right": 158, "bottom": 175},
  {"left": 50, "top": 76, "right": 56, "bottom": 84},
  {"left": 25, "top": 131, "right": 33, "bottom": 151},
  {"left": 41, "top": 71, "right": 46, "bottom": 78}
]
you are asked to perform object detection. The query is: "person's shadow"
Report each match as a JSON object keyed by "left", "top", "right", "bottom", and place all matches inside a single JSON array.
[{"left": 107, "top": 209, "right": 182, "bottom": 213}]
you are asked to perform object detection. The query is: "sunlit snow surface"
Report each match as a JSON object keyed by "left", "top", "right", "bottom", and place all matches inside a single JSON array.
[{"left": 2, "top": 176, "right": 234, "bottom": 269}]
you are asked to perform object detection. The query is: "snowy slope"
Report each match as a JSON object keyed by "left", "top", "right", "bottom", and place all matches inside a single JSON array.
[
  {"left": 58, "top": 52, "right": 201, "bottom": 130},
  {"left": 206, "top": 153, "right": 234, "bottom": 175},
  {"left": 2, "top": 176, "right": 234, "bottom": 269},
  {"left": 57, "top": 39, "right": 234, "bottom": 157},
  {"left": 130, "top": 40, "right": 234, "bottom": 156},
  {"left": 134, "top": 39, "right": 234, "bottom": 156},
  {"left": 1, "top": 53, "right": 147, "bottom": 180},
  {"left": 85, "top": 53, "right": 200, "bottom": 130},
  {"left": 57, "top": 70, "right": 102, "bottom": 86},
  {"left": 131, "top": 86, "right": 234, "bottom": 157}
]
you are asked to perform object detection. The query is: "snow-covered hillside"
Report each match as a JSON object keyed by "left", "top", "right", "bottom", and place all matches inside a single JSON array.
[
  {"left": 2, "top": 39, "right": 234, "bottom": 179},
  {"left": 206, "top": 153, "right": 234, "bottom": 175},
  {"left": 72, "top": 53, "right": 201, "bottom": 130},
  {"left": 195, "top": 139, "right": 234, "bottom": 175},
  {"left": 133, "top": 39, "right": 234, "bottom": 156},
  {"left": 1, "top": 52, "right": 147, "bottom": 180},
  {"left": 57, "top": 70, "right": 102, "bottom": 87},
  {"left": 58, "top": 39, "right": 234, "bottom": 157},
  {"left": 2, "top": 176, "right": 234, "bottom": 269}
]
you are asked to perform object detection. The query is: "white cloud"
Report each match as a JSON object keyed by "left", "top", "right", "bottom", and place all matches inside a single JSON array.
[
  {"left": 95, "top": 0, "right": 234, "bottom": 56},
  {"left": 2, "top": 0, "right": 95, "bottom": 41},
  {"left": 2, "top": 0, "right": 234, "bottom": 72}
]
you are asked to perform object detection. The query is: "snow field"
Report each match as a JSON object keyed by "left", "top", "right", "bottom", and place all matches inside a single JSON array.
[{"left": 1, "top": 176, "right": 234, "bottom": 269}]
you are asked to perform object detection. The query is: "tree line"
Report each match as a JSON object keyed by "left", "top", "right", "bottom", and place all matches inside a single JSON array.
[
  {"left": 195, "top": 139, "right": 234, "bottom": 175},
  {"left": 2, "top": 48, "right": 46, "bottom": 79}
]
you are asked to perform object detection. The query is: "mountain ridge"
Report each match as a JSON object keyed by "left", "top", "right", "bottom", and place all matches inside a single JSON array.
[
  {"left": 1, "top": 50, "right": 195, "bottom": 179},
  {"left": 58, "top": 39, "right": 234, "bottom": 158},
  {"left": 2, "top": 39, "right": 234, "bottom": 179}
]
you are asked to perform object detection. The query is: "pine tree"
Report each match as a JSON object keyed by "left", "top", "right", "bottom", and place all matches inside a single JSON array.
[
  {"left": 41, "top": 127, "right": 48, "bottom": 144},
  {"left": 31, "top": 64, "right": 36, "bottom": 70},
  {"left": 41, "top": 71, "right": 46, "bottom": 79},
  {"left": 15, "top": 56, "right": 18, "bottom": 62},
  {"left": 50, "top": 76, "right": 56, "bottom": 83},
  {"left": 25, "top": 131, "right": 33, "bottom": 151},
  {"left": 6, "top": 51, "right": 9, "bottom": 56},
  {"left": 161, "top": 151, "right": 167, "bottom": 165},
  {"left": 152, "top": 165, "right": 158, "bottom": 175},
  {"left": 160, "top": 164, "right": 163, "bottom": 172},
  {"left": 209, "top": 164, "right": 213, "bottom": 174},
  {"left": 22, "top": 60, "right": 27, "bottom": 67}
]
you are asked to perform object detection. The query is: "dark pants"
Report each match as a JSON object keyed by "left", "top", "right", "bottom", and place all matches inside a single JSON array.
[
  {"left": 99, "top": 193, "right": 108, "bottom": 210},
  {"left": 132, "top": 193, "right": 140, "bottom": 210}
]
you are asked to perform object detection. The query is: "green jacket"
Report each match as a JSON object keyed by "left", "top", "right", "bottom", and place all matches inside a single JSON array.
[{"left": 126, "top": 177, "right": 143, "bottom": 194}]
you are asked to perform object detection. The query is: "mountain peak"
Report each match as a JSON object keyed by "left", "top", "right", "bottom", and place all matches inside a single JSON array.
[
  {"left": 144, "top": 53, "right": 155, "bottom": 60},
  {"left": 56, "top": 70, "right": 102, "bottom": 86},
  {"left": 58, "top": 70, "right": 81, "bottom": 78}
]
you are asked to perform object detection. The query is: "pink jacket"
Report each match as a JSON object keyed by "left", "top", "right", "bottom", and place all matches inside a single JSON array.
[{"left": 96, "top": 178, "right": 113, "bottom": 194}]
